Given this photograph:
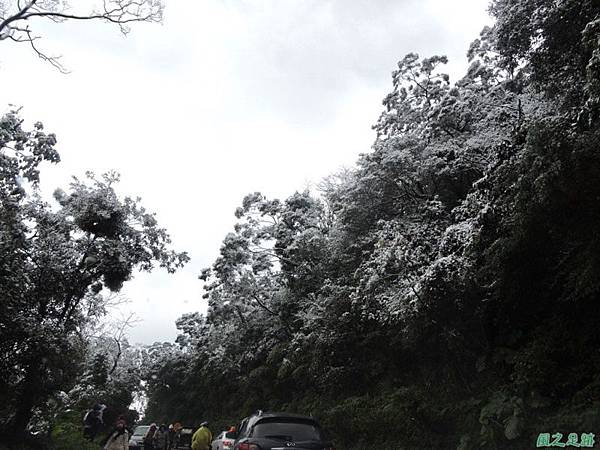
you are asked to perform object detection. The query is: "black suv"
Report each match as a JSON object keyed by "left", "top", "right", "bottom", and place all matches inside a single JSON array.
[{"left": 233, "top": 411, "right": 335, "bottom": 450}]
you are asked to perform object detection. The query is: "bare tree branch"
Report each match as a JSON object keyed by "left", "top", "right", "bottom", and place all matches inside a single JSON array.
[
  {"left": 0, "top": 0, "right": 164, "bottom": 71},
  {"left": 107, "top": 312, "right": 137, "bottom": 375}
]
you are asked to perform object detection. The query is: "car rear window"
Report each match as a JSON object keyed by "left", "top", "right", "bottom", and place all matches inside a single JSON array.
[
  {"left": 252, "top": 420, "right": 323, "bottom": 441},
  {"left": 225, "top": 432, "right": 236, "bottom": 439},
  {"left": 133, "top": 426, "right": 149, "bottom": 436}
]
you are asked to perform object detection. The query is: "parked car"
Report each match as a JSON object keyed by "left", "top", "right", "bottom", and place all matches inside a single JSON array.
[
  {"left": 212, "top": 430, "right": 236, "bottom": 450},
  {"left": 232, "top": 411, "right": 335, "bottom": 450},
  {"left": 128, "top": 425, "right": 150, "bottom": 450}
]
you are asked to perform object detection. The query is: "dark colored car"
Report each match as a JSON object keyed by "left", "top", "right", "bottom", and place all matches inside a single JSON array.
[{"left": 233, "top": 411, "right": 335, "bottom": 450}]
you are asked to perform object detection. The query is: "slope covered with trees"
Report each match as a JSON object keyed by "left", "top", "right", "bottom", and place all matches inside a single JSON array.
[{"left": 144, "top": 0, "right": 600, "bottom": 448}]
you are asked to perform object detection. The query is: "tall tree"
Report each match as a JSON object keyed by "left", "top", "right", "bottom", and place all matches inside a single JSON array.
[{"left": 0, "top": 109, "right": 188, "bottom": 439}]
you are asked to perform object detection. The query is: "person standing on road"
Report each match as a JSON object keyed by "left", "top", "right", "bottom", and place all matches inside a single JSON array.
[
  {"left": 170, "top": 422, "right": 183, "bottom": 449},
  {"left": 167, "top": 424, "right": 176, "bottom": 449},
  {"left": 144, "top": 424, "right": 157, "bottom": 450},
  {"left": 103, "top": 418, "right": 129, "bottom": 450},
  {"left": 154, "top": 424, "right": 169, "bottom": 449},
  {"left": 83, "top": 403, "right": 106, "bottom": 441},
  {"left": 191, "top": 422, "right": 212, "bottom": 450}
]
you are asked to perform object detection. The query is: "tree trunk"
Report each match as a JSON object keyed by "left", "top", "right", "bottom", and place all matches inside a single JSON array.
[{"left": 6, "top": 361, "right": 42, "bottom": 439}]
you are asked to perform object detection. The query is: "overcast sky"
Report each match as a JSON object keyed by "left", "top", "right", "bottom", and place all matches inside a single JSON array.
[{"left": 0, "top": 0, "right": 491, "bottom": 345}]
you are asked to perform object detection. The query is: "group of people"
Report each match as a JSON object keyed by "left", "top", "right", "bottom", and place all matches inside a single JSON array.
[
  {"left": 142, "top": 423, "right": 178, "bottom": 450},
  {"left": 102, "top": 419, "right": 215, "bottom": 450},
  {"left": 142, "top": 421, "right": 213, "bottom": 450},
  {"left": 82, "top": 402, "right": 217, "bottom": 450}
]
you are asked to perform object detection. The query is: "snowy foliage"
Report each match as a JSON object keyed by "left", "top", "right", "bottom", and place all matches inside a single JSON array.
[{"left": 0, "top": 111, "right": 187, "bottom": 438}]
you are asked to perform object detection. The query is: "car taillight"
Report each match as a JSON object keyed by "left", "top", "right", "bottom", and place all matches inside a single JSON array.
[
  {"left": 224, "top": 440, "right": 231, "bottom": 446},
  {"left": 237, "top": 445, "right": 261, "bottom": 450}
]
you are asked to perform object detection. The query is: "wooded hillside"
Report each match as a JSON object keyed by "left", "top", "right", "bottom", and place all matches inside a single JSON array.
[{"left": 143, "top": 1, "right": 600, "bottom": 448}]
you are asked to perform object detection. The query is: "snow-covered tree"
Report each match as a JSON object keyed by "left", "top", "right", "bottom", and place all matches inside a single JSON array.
[{"left": 0, "top": 110, "right": 188, "bottom": 439}]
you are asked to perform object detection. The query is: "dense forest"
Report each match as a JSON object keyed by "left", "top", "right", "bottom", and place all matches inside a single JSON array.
[
  {"left": 2, "top": 0, "right": 600, "bottom": 449},
  {"left": 142, "top": 0, "right": 600, "bottom": 448}
]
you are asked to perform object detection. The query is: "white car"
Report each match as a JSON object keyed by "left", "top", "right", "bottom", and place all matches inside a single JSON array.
[
  {"left": 211, "top": 431, "right": 236, "bottom": 450},
  {"left": 128, "top": 425, "right": 150, "bottom": 450}
]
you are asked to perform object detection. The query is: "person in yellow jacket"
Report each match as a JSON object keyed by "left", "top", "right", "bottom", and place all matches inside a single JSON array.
[{"left": 191, "top": 421, "right": 212, "bottom": 450}]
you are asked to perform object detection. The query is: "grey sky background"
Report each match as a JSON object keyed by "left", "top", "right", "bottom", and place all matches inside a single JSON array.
[{"left": 0, "top": 0, "right": 491, "bottom": 345}]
